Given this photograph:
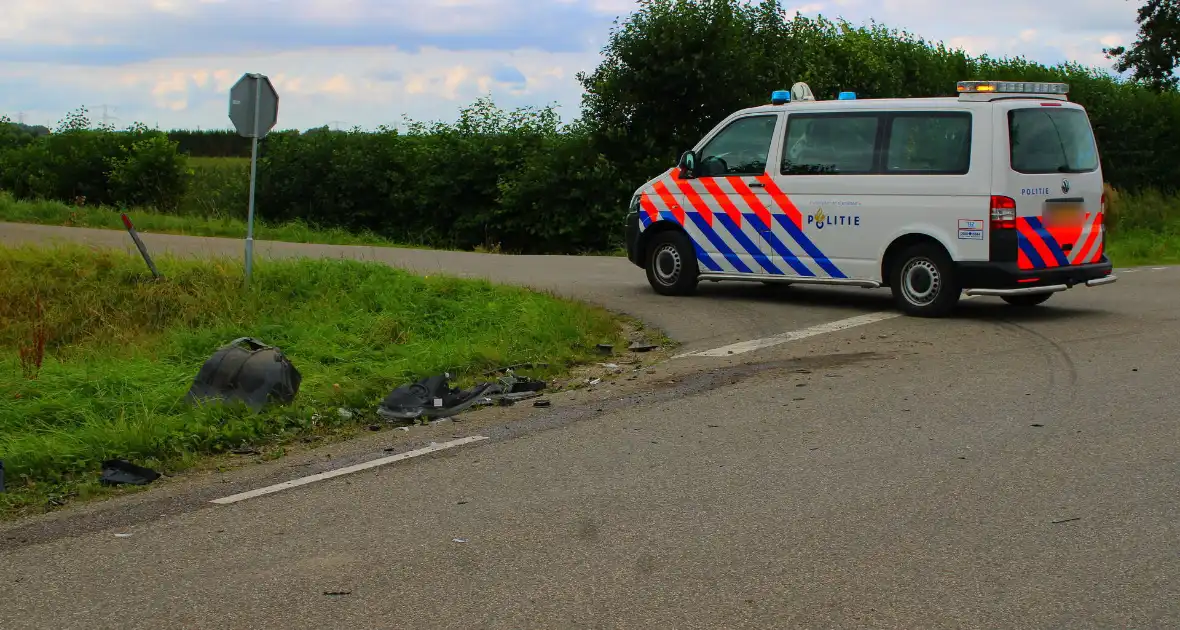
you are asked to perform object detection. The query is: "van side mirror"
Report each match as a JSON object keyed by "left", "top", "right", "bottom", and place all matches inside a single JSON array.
[{"left": 677, "top": 150, "right": 697, "bottom": 179}]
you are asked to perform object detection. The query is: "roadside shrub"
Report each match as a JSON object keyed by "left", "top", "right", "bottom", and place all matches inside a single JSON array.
[
  {"left": 0, "top": 109, "right": 189, "bottom": 211},
  {"left": 106, "top": 128, "right": 191, "bottom": 211}
]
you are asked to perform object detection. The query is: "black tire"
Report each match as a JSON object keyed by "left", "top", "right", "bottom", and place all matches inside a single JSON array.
[
  {"left": 645, "top": 230, "right": 699, "bottom": 296},
  {"left": 1002, "top": 293, "right": 1053, "bottom": 307},
  {"left": 889, "top": 243, "right": 961, "bottom": 317}
]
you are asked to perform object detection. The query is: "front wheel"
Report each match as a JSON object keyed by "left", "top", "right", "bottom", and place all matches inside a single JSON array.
[
  {"left": 889, "top": 243, "right": 960, "bottom": 317},
  {"left": 645, "top": 230, "right": 699, "bottom": 296},
  {"left": 1002, "top": 293, "right": 1052, "bottom": 307}
]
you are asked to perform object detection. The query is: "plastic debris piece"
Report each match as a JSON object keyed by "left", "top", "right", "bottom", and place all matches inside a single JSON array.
[
  {"left": 596, "top": 344, "right": 614, "bottom": 355},
  {"left": 186, "top": 338, "right": 302, "bottom": 413},
  {"left": 377, "top": 373, "right": 500, "bottom": 421},
  {"left": 629, "top": 342, "right": 658, "bottom": 353},
  {"left": 114, "top": 533, "right": 133, "bottom": 538},
  {"left": 534, "top": 400, "right": 551, "bottom": 408},
  {"left": 100, "top": 459, "right": 161, "bottom": 486},
  {"left": 452, "top": 538, "right": 468, "bottom": 544}
]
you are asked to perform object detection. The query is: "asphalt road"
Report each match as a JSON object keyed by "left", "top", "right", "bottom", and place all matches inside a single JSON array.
[{"left": 2, "top": 224, "right": 1178, "bottom": 629}]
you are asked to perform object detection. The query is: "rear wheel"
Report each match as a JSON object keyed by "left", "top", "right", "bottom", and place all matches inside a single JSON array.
[
  {"left": 645, "top": 230, "right": 699, "bottom": 296},
  {"left": 1002, "top": 293, "right": 1052, "bottom": 307},
  {"left": 889, "top": 243, "right": 960, "bottom": 317}
]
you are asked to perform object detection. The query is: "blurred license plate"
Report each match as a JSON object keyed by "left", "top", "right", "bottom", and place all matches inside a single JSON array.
[{"left": 1044, "top": 202, "right": 1084, "bottom": 227}]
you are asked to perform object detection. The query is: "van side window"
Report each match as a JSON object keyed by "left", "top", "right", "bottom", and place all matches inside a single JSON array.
[
  {"left": 696, "top": 115, "right": 779, "bottom": 177},
  {"left": 782, "top": 114, "right": 879, "bottom": 175},
  {"left": 885, "top": 113, "right": 972, "bottom": 175}
]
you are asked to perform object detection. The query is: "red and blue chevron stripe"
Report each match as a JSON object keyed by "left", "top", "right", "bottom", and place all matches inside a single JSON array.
[
  {"left": 637, "top": 170, "right": 845, "bottom": 279},
  {"left": 1016, "top": 212, "right": 1104, "bottom": 270}
]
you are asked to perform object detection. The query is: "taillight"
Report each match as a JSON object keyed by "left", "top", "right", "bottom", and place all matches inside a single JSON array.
[{"left": 991, "top": 195, "right": 1016, "bottom": 230}]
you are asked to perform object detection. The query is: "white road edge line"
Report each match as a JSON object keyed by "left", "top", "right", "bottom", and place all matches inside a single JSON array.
[
  {"left": 677, "top": 296, "right": 979, "bottom": 359},
  {"left": 675, "top": 311, "right": 899, "bottom": 358},
  {"left": 209, "top": 436, "right": 489, "bottom": 505}
]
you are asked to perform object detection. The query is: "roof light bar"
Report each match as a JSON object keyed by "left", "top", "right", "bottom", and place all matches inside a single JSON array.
[
  {"left": 957, "top": 81, "right": 1069, "bottom": 95},
  {"left": 770, "top": 90, "right": 791, "bottom": 105}
]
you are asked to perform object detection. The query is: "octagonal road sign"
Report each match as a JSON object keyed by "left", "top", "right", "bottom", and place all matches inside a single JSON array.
[{"left": 229, "top": 73, "right": 279, "bottom": 139}]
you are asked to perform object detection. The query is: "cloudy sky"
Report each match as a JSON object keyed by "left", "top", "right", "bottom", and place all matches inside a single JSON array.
[{"left": 0, "top": 0, "right": 1140, "bottom": 132}]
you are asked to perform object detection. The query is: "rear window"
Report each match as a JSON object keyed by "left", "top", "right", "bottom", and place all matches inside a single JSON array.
[{"left": 1008, "top": 107, "right": 1099, "bottom": 174}]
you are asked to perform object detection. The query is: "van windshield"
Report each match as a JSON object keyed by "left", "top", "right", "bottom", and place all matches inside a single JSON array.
[{"left": 1008, "top": 107, "right": 1099, "bottom": 174}]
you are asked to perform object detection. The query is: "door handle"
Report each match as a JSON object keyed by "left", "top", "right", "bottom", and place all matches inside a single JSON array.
[{"left": 747, "top": 180, "right": 765, "bottom": 188}]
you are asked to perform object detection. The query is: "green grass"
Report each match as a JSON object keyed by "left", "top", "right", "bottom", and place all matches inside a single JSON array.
[
  {"left": 0, "top": 244, "right": 622, "bottom": 517},
  {"left": 0, "top": 191, "right": 397, "bottom": 246},
  {"left": 181, "top": 156, "right": 250, "bottom": 217},
  {"left": 1102, "top": 186, "right": 1180, "bottom": 266}
]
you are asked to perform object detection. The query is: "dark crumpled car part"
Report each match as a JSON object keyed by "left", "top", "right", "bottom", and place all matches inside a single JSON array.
[
  {"left": 377, "top": 373, "right": 501, "bottom": 421},
  {"left": 100, "top": 459, "right": 161, "bottom": 486},
  {"left": 377, "top": 370, "right": 550, "bottom": 421},
  {"left": 186, "top": 337, "right": 302, "bottom": 413}
]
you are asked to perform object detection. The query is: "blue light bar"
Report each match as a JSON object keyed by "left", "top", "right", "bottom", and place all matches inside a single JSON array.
[
  {"left": 837, "top": 91, "right": 857, "bottom": 100},
  {"left": 770, "top": 90, "right": 791, "bottom": 105}
]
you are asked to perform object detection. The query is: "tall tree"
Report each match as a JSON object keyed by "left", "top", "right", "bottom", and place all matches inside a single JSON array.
[{"left": 1104, "top": 0, "right": 1180, "bottom": 91}]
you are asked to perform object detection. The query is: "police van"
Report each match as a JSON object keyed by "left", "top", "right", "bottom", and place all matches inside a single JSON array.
[{"left": 623, "top": 80, "right": 1117, "bottom": 317}]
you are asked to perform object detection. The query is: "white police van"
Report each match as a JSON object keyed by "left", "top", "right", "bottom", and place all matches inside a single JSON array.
[{"left": 624, "top": 80, "right": 1117, "bottom": 317}]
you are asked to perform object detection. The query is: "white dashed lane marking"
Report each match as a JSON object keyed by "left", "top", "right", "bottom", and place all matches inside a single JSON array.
[
  {"left": 209, "top": 436, "right": 489, "bottom": 505},
  {"left": 678, "top": 295, "right": 986, "bottom": 359}
]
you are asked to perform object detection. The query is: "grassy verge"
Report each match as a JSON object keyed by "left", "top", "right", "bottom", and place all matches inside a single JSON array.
[
  {"left": 0, "top": 244, "right": 623, "bottom": 518},
  {"left": 0, "top": 191, "right": 396, "bottom": 247},
  {"left": 1103, "top": 186, "right": 1180, "bottom": 266}
]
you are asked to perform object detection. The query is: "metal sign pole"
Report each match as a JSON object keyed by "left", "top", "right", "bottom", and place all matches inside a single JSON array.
[
  {"left": 229, "top": 72, "right": 278, "bottom": 286},
  {"left": 245, "top": 77, "right": 262, "bottom": 285}
]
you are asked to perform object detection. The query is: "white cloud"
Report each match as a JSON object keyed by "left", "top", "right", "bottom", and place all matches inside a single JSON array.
[{"left": 0, "top": 0, "right": 1144, "bottom": 131}]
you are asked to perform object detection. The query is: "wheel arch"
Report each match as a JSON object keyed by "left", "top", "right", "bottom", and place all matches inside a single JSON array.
[
  {"left": 880, "top": 232, "right": 954, "bottom": 287},
  {"left": 639, "top": 220, "right": 688, "bottom": 259}
]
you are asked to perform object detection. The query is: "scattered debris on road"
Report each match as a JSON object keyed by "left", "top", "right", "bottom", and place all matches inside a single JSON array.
[
  {"left": 323, "top": 591, "right": 352, "bottom": 597},
  {"left": 114, "top": 533, "right": 133, "bottom": 538},
  {"left": 186, "top": 337, "right": 302, "bottom": 413},
  {"left": 628, "top": 342, "right": 659, "bottom": 353},
  {"left": 1052, "top": 517, "right": 1081, "bottom": 524},
  {"left": 596, "top": 344, "right": 614, "bottom": 355},
  {"left": 534, "top": 400, "right": 551, "bottom": 408},
  {"left": 99, "top": 459, "right": 161, "bottom": 486},
  {"left": 452, "top": 537, "right": 469, "bottom": 544},
  {"left": 377, "top": 373, "right": 498, "bottom": 421},
  {"left": 377, "top": 369, "right": 549, "bottom": 422}
]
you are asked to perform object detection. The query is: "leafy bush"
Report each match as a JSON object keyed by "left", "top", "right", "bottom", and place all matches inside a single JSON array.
[
  {"left": 106, "top": 128, "right": 191, "bottom": 211},
  {"left": 0, "top": 109, "right": 189, "bottom": 210}
]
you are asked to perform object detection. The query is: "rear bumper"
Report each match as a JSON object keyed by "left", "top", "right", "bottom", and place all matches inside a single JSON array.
[
  {"left": 625, "top": 211, "right": 643, "bottom": 267},
  {"left": 956, "top": 256, "right": 1116, "bottom": 296}
]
